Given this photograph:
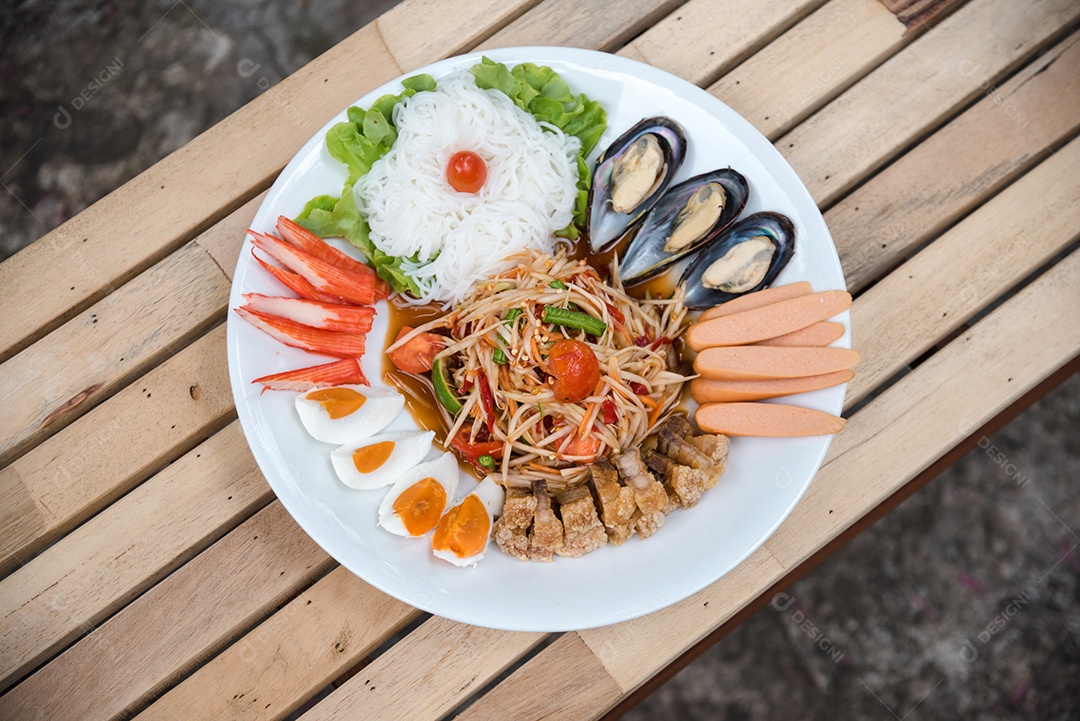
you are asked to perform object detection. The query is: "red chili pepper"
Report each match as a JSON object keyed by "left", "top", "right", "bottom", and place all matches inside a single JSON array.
[
  {"left": 630, "top": 382, "right": 648, "bottom": 395},
  {"left": 633, "top": 334, "right": 650, "bottom": 347},
  {"left": 650, "top": 336, "right": 672, "bottom": 351},
  {"left": 459, "top": 377, "right": 474, "bottom": 394},
  {"left": 605, "top": 303, "right": 626, "bottom": 325},
  {"left": 477, "top": 368, "right": 497, "bottom": 431},
  {"left": 601, "top": 398, "right": 618, "bottom": 425}
]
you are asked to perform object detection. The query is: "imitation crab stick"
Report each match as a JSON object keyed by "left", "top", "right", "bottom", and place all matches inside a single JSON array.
[
  {"left": 235, "top": 306, "right": 367, "bottom": 358},
  {"left": 242, "top": 294, "right": 375, "bottom": 334},
  {"left": 252, "top": 358, "right": 368, "bottom": 391},
  {"left": 696, "top": 402, "right": 846, "bottom": 437},
  {"left": 251, "top": 251, "right": 348, "bottom": 305},
  {"left": 686, "top": 290, "right": 852, "bottom": 350},
  {"left": 690, "top": 369, "right": 854, "bottom": 403},
  {"left": 755, "top": 321, "right": 845, "bottom": 348},
  {"left": 697, "top": 282, "right": 812, "bottom": 322},
  {"left": 694, "top": 346, "right": 860, "bottom": 381},
  {"left": 275, "top": 217, "right": 385, "bottom": 293},
  {"left": 249, "top": 230, "right": 386, "bottom": 306}
]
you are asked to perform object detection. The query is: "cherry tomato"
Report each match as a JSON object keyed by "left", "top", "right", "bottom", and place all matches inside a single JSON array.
[
  {"left": 562, "top": 432, "right": 602, "bottom": 461},
  {"left": 446, "top": 150, "right": 487, "bottom": 193},
  {"left": 388, "top": 326, "right": 445, "bottom": 374},
  {"left": 548, "top": 339, "right": 600, "bottom": 403}
]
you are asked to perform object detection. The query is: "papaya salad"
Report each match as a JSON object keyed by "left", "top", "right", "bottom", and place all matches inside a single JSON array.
[{"left": 235, "top": 56, "right": 852, "bottom": 565}]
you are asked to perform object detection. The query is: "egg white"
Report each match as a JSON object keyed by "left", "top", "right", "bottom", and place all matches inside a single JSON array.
[
  {"left": 331, "top": 431, "right": 435, "bottom": 490},
  {"left": 432, "top": 476, "right": 506, "bottom": 567},
  {"left": 377, "top": 452, "right": 461, "bottom": 537},
  {"left": 295, "top": 385, "right": 404, "bottom": 445}
]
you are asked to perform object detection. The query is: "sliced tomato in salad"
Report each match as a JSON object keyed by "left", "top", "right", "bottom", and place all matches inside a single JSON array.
[
  {"left": 548, "top": 339, "right": 600, "bottom": 403},
  {"left": 389, "top": 326, "right": 445, "bottom": 374},
  {"left": 448, "top": 424, "right": 504, "bottom": 467},
  {"left": 561, "top": 432, "right": 602, "bottom": 461}
]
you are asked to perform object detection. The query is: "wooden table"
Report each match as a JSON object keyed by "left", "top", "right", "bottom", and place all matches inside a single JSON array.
[{"left": 2, "top": 0, "right": 1078, "bottom": 717}]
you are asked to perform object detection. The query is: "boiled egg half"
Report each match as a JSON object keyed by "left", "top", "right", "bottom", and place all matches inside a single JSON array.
[
  {"left": 377, "top": 452, "right": 460, "bottom": 537},
  {"left": 295, "top": 385, "right": 403, "bottom": 444},
  {"left": 431, "top": 476, "right": 506, "bottom": 567},
  {"left": 331, "top": 431, "right": 435, "bottom": 490}
]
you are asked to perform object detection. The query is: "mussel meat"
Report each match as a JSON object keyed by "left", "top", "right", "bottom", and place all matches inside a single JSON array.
[
  {"left": 617, "top": 168, "right": 749, "bottom": 283},
  {"left": 586, "top": 117, "right": 687, "bottom": 253},
  {"left": 680, "top": 212, "right": 796, "bottom": 309}
]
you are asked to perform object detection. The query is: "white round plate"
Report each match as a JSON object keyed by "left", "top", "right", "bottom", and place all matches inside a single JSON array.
[{"left": 227, "top": 47, "right": 849, "bottom": 632}]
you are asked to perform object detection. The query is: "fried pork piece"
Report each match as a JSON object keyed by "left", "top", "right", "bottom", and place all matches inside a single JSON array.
[
  {"left": 554, "top": 486, "right": 608, "bottom": 557},
  {"left": 528, "top": 481, "right": 564, "bottom": 561},
  {"left": 658, "top": 427, "right": 714, "bottom": 469},
  {"left": 664, "top": 414, "right": 696, "bottom": 439},
  {"left": 690, "top": 434, "right": 730, "bottom": 488},
  {"left": 588, "top": 460, "right": 636, "bottom": 544},
  {"left": 493, "top": 488, "right": 536, "bottom": 561},
  {"left": 615, "top": 448, "right": 667, "bottom": 538},
  {"left": 644, "top": 448, "right": 710, "bottom": 510}
]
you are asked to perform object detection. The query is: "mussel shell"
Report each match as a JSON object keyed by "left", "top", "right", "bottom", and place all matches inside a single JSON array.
[
  {"left": 586, "top": 117, "right": 687, "bottom": 253},
  {"left": 618, "top": 168, "right": 749, "bottom": 284},
  {"left": 680, "top": 211, "right": 796, "bottom": 309}
]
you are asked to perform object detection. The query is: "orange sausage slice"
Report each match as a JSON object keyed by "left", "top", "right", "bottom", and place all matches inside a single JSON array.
[
  {"left": 686, "top": 291, "right": 852, "bottom": 350},
  {"left": 696, "top": 402, "right": 846, "bottom": 436},
  {"left": 694, "top": 346, "right": 861, "bottom": 381},
  {"left": 690, "top": 369, "right": 854, "bottom": 403},
  {"left": 697, "top": 282, "right": 812, "bottom": 322},
  {"left": 756, "top": 321, "right": 845, "bottom": 347}
]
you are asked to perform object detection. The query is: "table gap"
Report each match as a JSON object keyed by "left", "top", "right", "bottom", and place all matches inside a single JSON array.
[
  {"left": 845, "top": 122, "right": 1080, "bottom": 299},
  {"left": 443, "top": 632, "right": 563, "bottom": 721},
  {"left": 813, "top": 13, "right": 1080, "bottom": 217},
  {"left": 846, "top": 238, "right": 1080, "bottom": 417}
]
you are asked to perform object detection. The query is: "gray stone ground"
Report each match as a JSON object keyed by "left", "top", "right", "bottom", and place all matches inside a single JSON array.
[{"left": 2, "top": 2, "right": 1078, "bottom": 719}]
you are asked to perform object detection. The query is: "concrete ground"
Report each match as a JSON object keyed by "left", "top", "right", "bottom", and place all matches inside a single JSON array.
[{"left": 2, "top": 2, "right": 1077, "bottom": 718}]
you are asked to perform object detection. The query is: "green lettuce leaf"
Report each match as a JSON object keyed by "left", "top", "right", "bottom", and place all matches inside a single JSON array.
[
  {"left": 294, "top": 63, "right": 606, "bottom": 298},
  {"left": 471, "top": 57, "right": 606, "bottom": 231}
]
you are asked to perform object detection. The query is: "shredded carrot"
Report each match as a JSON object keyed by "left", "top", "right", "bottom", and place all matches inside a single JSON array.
[
  {"left": 578, "top": 402, "right": 597, "bottom": 437},
  {"left": 648, "top": 401, "right": 664, "bottom": 428},
  {"left": 639, "top": 395, "right": 658, "bottom": 409},
  {"left": 530, "top": 334, "right": 542, "bottom": 367}
]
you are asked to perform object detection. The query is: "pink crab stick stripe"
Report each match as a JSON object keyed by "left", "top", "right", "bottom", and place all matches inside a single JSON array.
[
  {"left": 235, "top": 306, "right": 367, "bottom": 358},
  {"left": 250, "top": 250, "right": 349, "bottom": 305},
  {"left": 252, "top": 358, "right": 368, "bottom": 391},
  {"left": 247, "top": 230, "right": 385, "bottom": 306},
  {"left": 275, "top": 216, "right": 375, "bottom": 278},
  {"left": 242, "top": 293, "right": 375, "bottom": 334}
]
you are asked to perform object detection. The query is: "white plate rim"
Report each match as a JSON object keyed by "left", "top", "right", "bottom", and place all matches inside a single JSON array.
[{"left": 227, "top": 46, "right": 848, "bottom": 632}]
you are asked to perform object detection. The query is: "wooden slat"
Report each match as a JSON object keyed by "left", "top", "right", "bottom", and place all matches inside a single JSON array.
[
  {"left": 0, "top": 0, "right": 538, "bottom": 363},
  {"left": 710, "top": 0, "right": 908, "bottom": 139},
  {"left": 777, "top": 0, "right": 1080, "bottom": 207},
  {"left": 479, "top": 0, "right": 680, "bottom": 52},
  {"left": 375, "top": 0, "right": 541, "bottom": 72},
  {"left": 576, "top": 247, "right": 1080, "bottom": 699},
  {"left": 300, "top": 618, "right": 544, "bottom": 721},
  {"left": 879, "top": 0, "right": 966, "bottom": 28},
  {"left": 0, "top": 241, "right": 229, "bottom": 466},
  {"left": 139, "top": 566, "right": 416, "bottom": 721},
  {"left": 616, "top": 0, "right": 828, "bottom": 87},
  {"left": 829, "top": 32, "right": 1080, "bottom": 291},
  {"left": 847, "top": 134, "right": 1080, "bottom": 403},
  {"left": 0, "top": 502, "right": 333, "bottom": 721},
  {"left": 0, "top": 325, "right": 231, "bottom": 576},
  {"left": 454, "top": 633, "right": 624, "bottom": 721},
  {"left": 0, "top": 423, "right": 268, "bottom": 692},
  {"left": 0, "top": 193, "right": 260, "bottom": 574}
]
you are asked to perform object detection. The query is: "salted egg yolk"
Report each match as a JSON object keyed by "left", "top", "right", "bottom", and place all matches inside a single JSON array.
[
  {"left": 432, "top": 495, "right": 490, "bottom": 559},
  {"left": 393, "top": 477, "right": 448, "bottom": 536},
  {"left": 352, "top": 441, "right": 395, "bottom": 473},
  {"left": 305, "top": 388, "right": 366, "bottom": 419}
]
